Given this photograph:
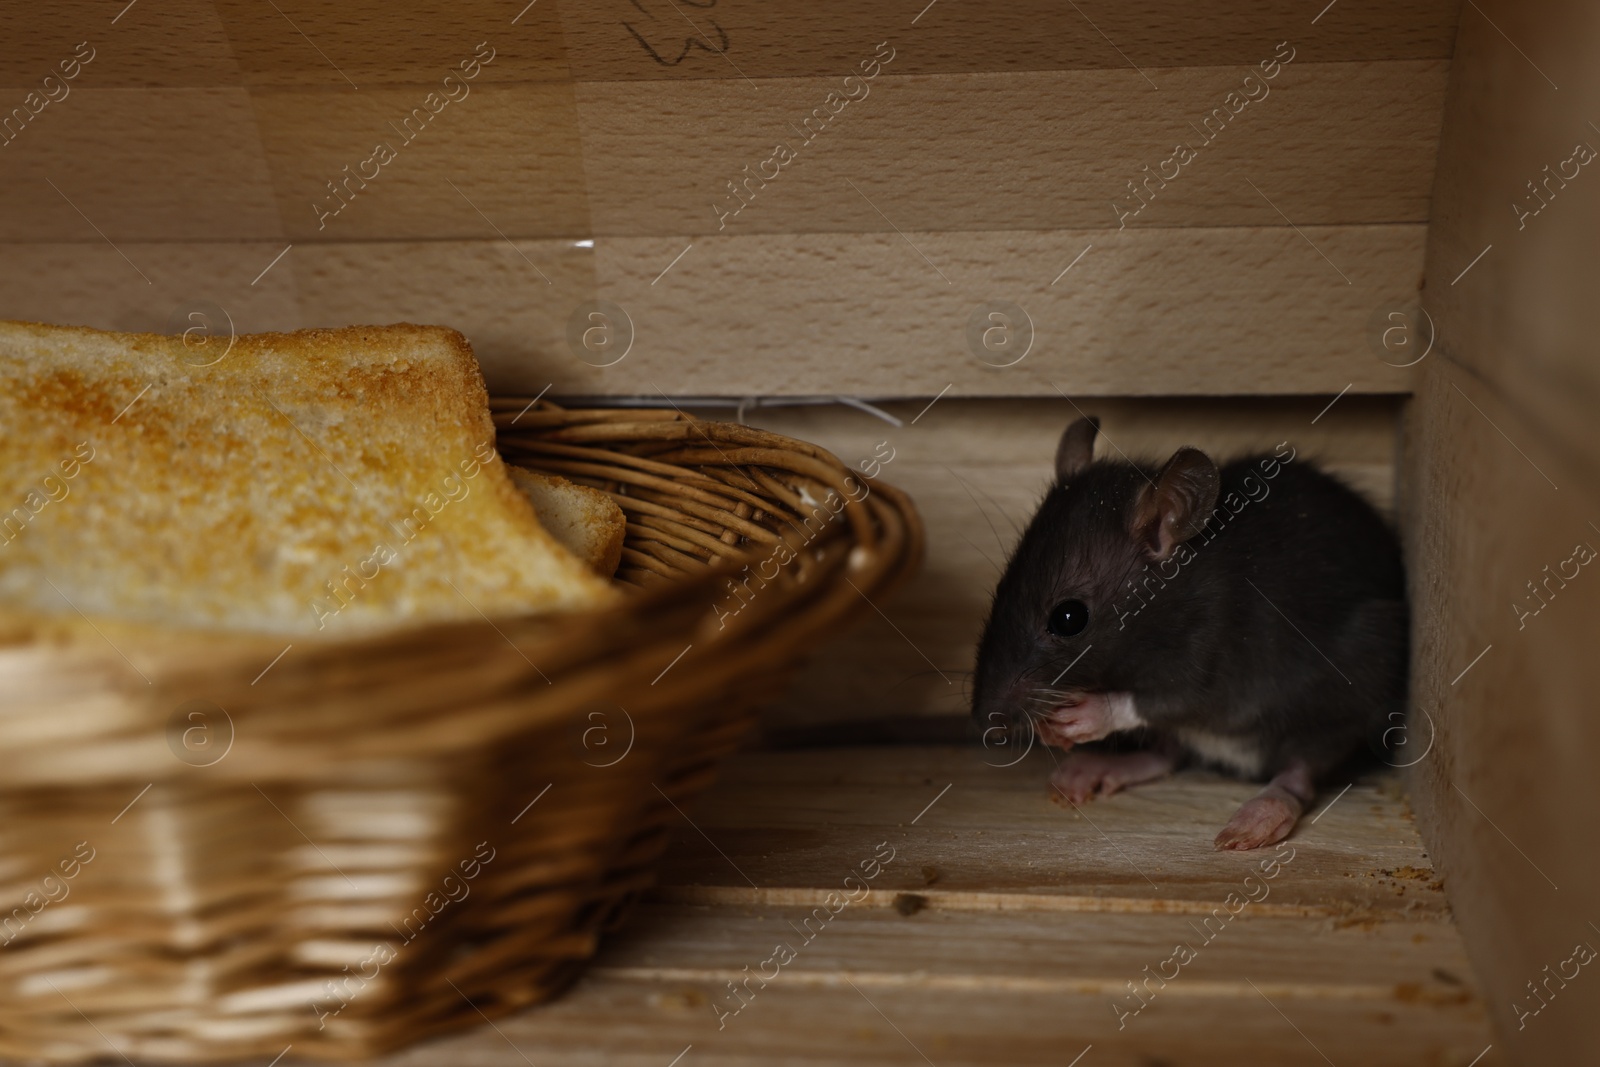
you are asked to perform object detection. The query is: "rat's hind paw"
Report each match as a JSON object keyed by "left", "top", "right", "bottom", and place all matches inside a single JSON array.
[
  {"left": 1050, "top": 748, "right": 1175, "bottom": 804},
  {"left": 1213, "top": 794, "right": 1302, "bottom": 850}
]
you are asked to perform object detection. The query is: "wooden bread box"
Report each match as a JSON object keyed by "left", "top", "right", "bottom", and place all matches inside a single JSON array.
[{"left": 1, "top": 0, "right": 1595, "bottom": 1062}]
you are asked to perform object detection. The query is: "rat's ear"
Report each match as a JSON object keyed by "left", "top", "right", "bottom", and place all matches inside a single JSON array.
[
  {"left": 1130, "top": 447, "right": 1220, "bottom": 560},
  {"left": 1055, "top": 417, "right": 1100, "bottom": 483}
]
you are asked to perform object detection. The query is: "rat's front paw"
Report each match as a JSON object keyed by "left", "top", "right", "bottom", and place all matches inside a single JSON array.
[
  {"left": 1214, "top": 795, "right": 1301, "bottom": 850},
  {"left": 1050, "top": 748, "right": 1176, "bottom": 804},
  {"left": 1036, "top": 692, "right": 1143, "bottom": 747}
]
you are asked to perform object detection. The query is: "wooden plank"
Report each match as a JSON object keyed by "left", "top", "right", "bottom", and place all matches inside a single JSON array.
[
  {"left": 652, "top": 746, "right": 1444, "bottom": 918},
  {"left": 0, "top": 90, "right": 284, "bottom": 243},
  {"left": 343, "top": 745, "right": 1495, "bottom": 1067},
  {"left": 373, "top": 979, "right": 1496, "bottom": 1067},
  {"left": 0, "top": 227, "right": 1424, "bottom": 398},
  {"left": 714, "top": 397, "right": 1401, "bottom": 736},
  {"left": 1421, "top": 0, "right": 1600, "bottom": 483},
  {"left": 0, "top": 1, "right": 245, "bottom": 89},
  {"left": 1408, "top": 4, "right": 1600, "bottom": 1060},
  {"left": 571, "top": 61, "right": 1446, "bottom": 236},
  {"left": 0, "top": 242, "right": 305, "bottom": 338},
  {"left": 557, "top": 0, "right": 1461, "bottom": 80},
  {"left": 586, "top": 905, "right": 1474, "bottom": 1003},
  {"left": 245, "top": 82, "right": 593, "bottom": 243},
  {"left": 0, "top": 1, "right": 570, "bottom": 90},
  {"left": 1, "top": 1, "right": 1459, "bottom": 88},
  {"left": 311, "top": 226, "right": 1425, "bottom": 398},
  {"left": 0, "top": 64, "right": 1444, "bottom": 240},
  {"left": 1402, "top": 359, "right": 1600, "bottom": 1063}
]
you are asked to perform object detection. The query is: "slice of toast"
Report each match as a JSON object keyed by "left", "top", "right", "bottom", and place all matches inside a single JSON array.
[
  {"left": 0, "top": 320, "right": 615, "bottom": 636},
  {"left": 508, "top": 467, "right": 626, "bottom": 578}
]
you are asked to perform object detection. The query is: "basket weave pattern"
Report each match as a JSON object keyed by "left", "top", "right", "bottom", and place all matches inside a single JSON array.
[{"left": 0, "top": 403, "right": 922, "bottom": 1063}]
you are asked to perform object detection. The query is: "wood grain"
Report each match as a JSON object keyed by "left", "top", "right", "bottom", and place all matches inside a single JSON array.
[
  {"left": 571, "top": 61, "right": 1446, "bottom": 237},
  {"left": 337, "top": 745, "right": 1496, "bottom": 1067},
  {"left": 1403, "top": 360, "right": 1600, "bottom": 1061},
  {"left": 0, "top": 226, "right": 1425, "bottom": 398},
  {"left": 652, "top": 747, "right": 1443, "bottom": 916},
  {"left": 0, "top": 1, "right": 1458, "bottom": 89},
  {"left": 556, "top": 0, "right": 1461, "bottom": 81},
  {"left": 0, "top": 63, "right": 1445, "bottom": 241},
  {"left": 0, "top": 89, "right": 284, "bottom": 243},
  {"left": 1406, "top": 3, "right": 1600, "bottom": 1061},
  {"left": 1421, "top": 0, "right": 1600, "bottom": 484}
]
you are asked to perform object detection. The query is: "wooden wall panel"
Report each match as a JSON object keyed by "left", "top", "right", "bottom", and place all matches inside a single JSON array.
[
  {"left": 0, "top": 2, "right": 1448, "bottom": 403},
  {"left": 1403, "top": 364, "right": 1599, "bottom": 1063},
  {"left": 0, "top": 2, "right": 244, "bottom": 89},
  {"left": 696, "top": 396, "right": 1403, "bottom": 741},
  {"left": 0, "top": 64, "right": 1443, "bottom": 241},
  {"left": 558, "top": 0, "right": 1460, "bottom": 79},
  {"left": 1408, "top": 1, "right": 1600, "bottom": 1060},
  {"left": 1420, "top": 2, "right": 1600, "bottom": 483},
  {"left": 575, "top": 62, "right": 1445, "bottom": 237},
  {"left": 0, "top": 90, "right": 284, "bottom": 243},
  {"left": 1, "top": 1, "right": 1458, "bottom": 88},
  {"left": 246, "top": 85, "right": 593, "bottom": 242},
  {"left": 0, "top": 228, "right": 1423, "bottom": 397}
]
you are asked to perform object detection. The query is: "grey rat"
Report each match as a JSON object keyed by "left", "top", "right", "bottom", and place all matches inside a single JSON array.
[{"left": 971, "top": 417, "right": 1407, "bottom": 849}]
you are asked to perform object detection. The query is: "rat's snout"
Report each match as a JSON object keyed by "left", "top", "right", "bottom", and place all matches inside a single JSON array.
[{"left": 971, "top": 675, "right": 1040, "bottom": 763}]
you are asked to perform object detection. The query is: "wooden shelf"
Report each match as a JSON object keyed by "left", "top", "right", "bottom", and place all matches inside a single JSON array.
[{"left": 362, "top": 746, "right": 1498, "bottom": 1067}]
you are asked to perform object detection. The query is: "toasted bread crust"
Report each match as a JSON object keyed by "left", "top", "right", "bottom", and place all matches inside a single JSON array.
[
  {"left": 0, "top": 320, "right": 614, "bottom": 636},
  {"left": 509, "top": 467, "right": 627, "bottom": 578}
]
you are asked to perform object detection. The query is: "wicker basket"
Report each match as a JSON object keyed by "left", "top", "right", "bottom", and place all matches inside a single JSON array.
[{"left": 0, "top": 401, "right": 922, "bottom": 1063}]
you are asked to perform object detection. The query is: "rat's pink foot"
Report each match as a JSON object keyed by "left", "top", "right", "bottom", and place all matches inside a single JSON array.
[
  {"left": 1214, "top": 760, "right": 1316, "bottom": 851},
  {"left": 1036, "top": 692, "right": 1145, "bottom": 748},
  {"left": 1050, "top": 748, "right": 1177, "bottom": 804}
]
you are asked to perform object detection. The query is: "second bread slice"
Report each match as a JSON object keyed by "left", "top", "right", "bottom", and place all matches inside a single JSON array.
[{"left": 509, "top": 467, "right": 626, "bottom": 579}]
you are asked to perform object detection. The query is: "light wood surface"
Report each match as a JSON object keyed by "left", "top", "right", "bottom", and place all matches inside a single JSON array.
[
  {"left": 1, "top": 1, "right": 1459, "bottom": 87},
  {"left": 0, "top": 226, "right": 1424, "bottom": 398},
  {"left": 1405, "top": 320, "right": 1600, "bottom": 1058},
  {"left": 0, "top": 5, "right": 1446, "bottom": 404},
  {"left": 1420, "top": 0, "right": 1600, "bottom": 481},
  {"left": 1405, "top": 2, "right": 1600, "bottom": 1061},
  {"left": 0, "top": 65, "right": 1444, "bottom": 241},
  {"left": 337, "top": 746, "right": 1496, "bottom": 1067}
]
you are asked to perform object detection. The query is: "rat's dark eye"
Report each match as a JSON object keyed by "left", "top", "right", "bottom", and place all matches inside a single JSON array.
[{"left": 1047, "top": 599, "right": 1090, "bottom": 637}]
